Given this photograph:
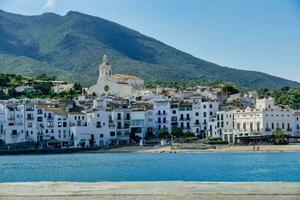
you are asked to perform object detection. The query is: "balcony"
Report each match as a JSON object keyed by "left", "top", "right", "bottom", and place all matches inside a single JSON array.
[
  {"left": 180, "top": 117, "right": 190, "bottom": 121},
  {"left": 155, "top": 120, "right": 169, "bottom": 124},
  {"left": 109, "top": 123, "right": 115, "bottom": 128},
  {"left": 156, "top": 112, "right": 168, "bottom": 116},
  {"left": 26, "top": 107, "right": 34, "bottom": 111}
]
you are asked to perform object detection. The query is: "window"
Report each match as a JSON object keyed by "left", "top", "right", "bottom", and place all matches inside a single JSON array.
[
  {"left": 110, "top": 132, "right": 116, "bottom": 137},
  {"left": 117, "top": 122, "right": 122, "bottom": 129},
  {"left": 63, "top": 122, "right": 67, "bottom": 127},
  {"left": 37, "top": 117, "right": 43, "bottom": 122},
  {"left": 126, "top": 113, "right": 130, "bottom": 120},
  {"left": 203, "top": 112, "right": 207, "bottom": 117},
  {"left": 124, "top": 122, "right": 130, "bottom": 129},
  {"left": 58, "top": 122, "right": 62, "bottom": 127},
  {"left": 163, "top": 118, "right": 166, "bottom": 123},
  {"left": 132, "top": 120, "right": 144, "bottom": 126},
  {"left": 203, "top": 105, "right": 206, "bottom": 109},
  {"left": 117, "top": 113, "right": 121, "bottom": 120},
  {"left": 209, "top": 104, "right": 212, "bottom": 108},
  {"left": 100, "top": 134, "right": 104, "bottom": 138},
  {"left": 195, "top": 112, "right": 199, "bottom": 116},
  {"left": 96, "top": 121, "right": 101, "bottom": 128}
]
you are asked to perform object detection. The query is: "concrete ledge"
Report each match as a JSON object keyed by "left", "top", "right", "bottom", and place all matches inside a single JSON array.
[{"left": 0, "top": 182, "right": 300, "bottom": 200}]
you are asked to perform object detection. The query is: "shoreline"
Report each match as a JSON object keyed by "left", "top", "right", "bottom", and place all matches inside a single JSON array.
[
  {"left": 103, "top": 144, "right": 300, "bottom": 154},
  {"left": 0, "top": 182, "right": 299, "bottom": 200},
  {"left": 1, "top": 144, "right": 300, "bottom": 155}
]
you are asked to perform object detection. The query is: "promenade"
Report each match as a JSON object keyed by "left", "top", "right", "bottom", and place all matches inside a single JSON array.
[{"left": 0, "top": 182, "right": 299, "bottom": 200}]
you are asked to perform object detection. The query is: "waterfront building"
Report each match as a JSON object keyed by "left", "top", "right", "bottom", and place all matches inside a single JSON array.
[
  {"left": 0, "top": 91, "right": 299, "bottom": 148},
  {"left": 222, "top": 98, "right": 298, "bottom": 143},
  {"left": 152, "top": 98, "right": 171, "bottom": 133}
]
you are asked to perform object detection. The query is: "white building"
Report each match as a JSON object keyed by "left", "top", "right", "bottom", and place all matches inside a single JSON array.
[
  {"left": 152, "top": 98, "right": 171, "bottom": 133},
  {"left": 222, "top": 98, "right": 298, "bottom": 143},
  {"left": 88, "top": 55, "right": 144, "bottom": 98}
]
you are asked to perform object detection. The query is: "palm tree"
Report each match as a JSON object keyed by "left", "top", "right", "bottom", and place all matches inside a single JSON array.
[{"left": 272, "top": 129, "right": 287, "bottom": 145}]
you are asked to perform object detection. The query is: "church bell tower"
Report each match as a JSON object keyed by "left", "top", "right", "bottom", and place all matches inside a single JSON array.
[{"left": 99, "top": 55, "right": 112, "bottom": 81}]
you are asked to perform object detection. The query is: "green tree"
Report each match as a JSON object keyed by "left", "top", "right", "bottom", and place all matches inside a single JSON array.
[
  {"left": 221, "top": 85, "right": 239, "bottom": 95},
  {"left": 171, "top": 128, "right": 184, "bottom": 138},
  {"left": 7, "top": 88, "right": 18, "bottom": 98},
  {"left": 0, "top": 74, "right": 10, "bottom": 87},
  {"left": 184, "top": 131, "right": 196, "bottom": 138},
  {"left": 272, "top": 129, "right": 287, "bottom": 145},
  {"left": 33, "top": 82, "right": 52, "bottom": 95},
  {"left": 74, "top": 82, "right": 82, "bottom": 92},
  {"left": 158, "top": 129, "right": 169, "bottom": 139}
]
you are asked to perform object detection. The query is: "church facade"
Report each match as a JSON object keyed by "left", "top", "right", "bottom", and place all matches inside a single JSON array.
[{"left": 88, "top": 55, "right": 144, "bottom": 98}]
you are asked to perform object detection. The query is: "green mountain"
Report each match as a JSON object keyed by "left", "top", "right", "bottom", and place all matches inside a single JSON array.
[{"left": 0, "top": 10, "right": 299, "bottom": 89}]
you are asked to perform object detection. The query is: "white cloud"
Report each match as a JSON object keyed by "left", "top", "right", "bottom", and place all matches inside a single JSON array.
[{"left": 43, "top": 0, "right": 57, "bottom": 8}]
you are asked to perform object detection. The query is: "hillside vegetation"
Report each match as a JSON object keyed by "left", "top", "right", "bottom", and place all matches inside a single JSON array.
[{"left": 0, "top": 10, "right": 299, "bottom": 89}]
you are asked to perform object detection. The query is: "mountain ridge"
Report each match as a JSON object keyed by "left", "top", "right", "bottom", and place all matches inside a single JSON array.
[{"left": 0, "top": 9, "right": 299, "bottom": 89}]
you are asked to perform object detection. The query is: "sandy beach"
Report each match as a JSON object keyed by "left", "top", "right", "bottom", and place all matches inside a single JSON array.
[
  {"left": 103, "top": 144, "right": 300, "bottom": 154},
  {"left": 0, "top": 182, "right": 299, "bottom": 200}
]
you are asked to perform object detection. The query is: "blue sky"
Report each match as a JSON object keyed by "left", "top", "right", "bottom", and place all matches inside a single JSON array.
[{"left": 1, "top": 0, "right": 300, "bottom": 82}]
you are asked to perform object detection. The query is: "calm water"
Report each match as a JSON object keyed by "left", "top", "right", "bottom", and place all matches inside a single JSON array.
[{"left": 0, "top": 152, "right": 300, "bottom": 182}]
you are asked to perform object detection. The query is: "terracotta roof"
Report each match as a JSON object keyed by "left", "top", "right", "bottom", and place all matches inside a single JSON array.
[{"left": 112, "top": 74, "right": 142, "bottom": 80}]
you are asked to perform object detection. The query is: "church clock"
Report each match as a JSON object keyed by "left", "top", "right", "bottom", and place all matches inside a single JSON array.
[{"left": 104, "top": 85, "right": 110, "bottom": 92}]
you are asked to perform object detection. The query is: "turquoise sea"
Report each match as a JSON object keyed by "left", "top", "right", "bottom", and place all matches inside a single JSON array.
[{"left": 0, "top": 152, "right": 300, "bottom": 182}]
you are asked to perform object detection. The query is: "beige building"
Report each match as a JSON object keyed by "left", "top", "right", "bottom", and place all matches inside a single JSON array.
[{"left": 88, "top": 55, "right": 144, "bottom": 98}]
